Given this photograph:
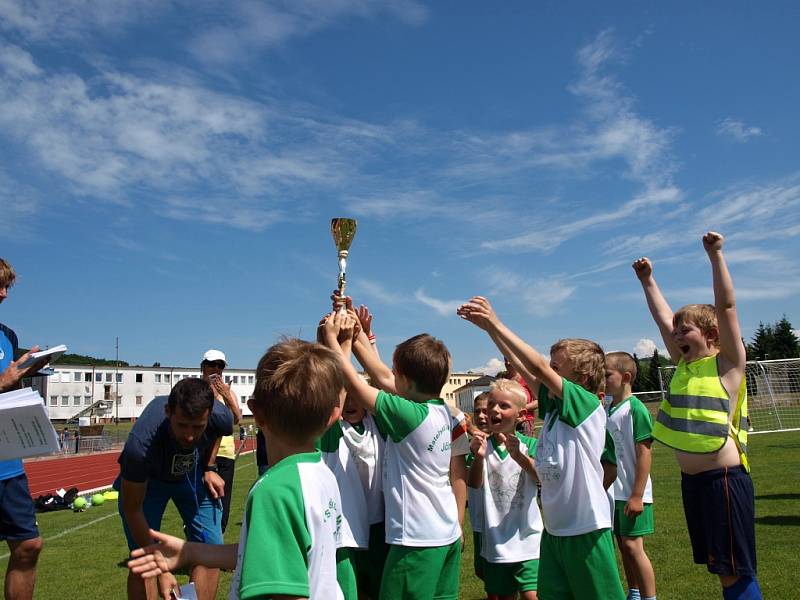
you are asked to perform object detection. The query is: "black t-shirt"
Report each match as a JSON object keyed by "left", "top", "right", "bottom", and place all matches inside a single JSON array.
[{"left": 118, "top": 396, "right": 233, "bottom": 483}]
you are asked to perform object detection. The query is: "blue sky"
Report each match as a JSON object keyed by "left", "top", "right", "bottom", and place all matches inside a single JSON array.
[{"left": 2, "top": 1, "right": 799, "bottom": 374}]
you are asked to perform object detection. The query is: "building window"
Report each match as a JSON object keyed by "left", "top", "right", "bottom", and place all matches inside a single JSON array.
[
  {"left": 74, "top": 371, "right": 82, "bottom": 382},
  {"left": 136, "top": 395, "right": 143, "bottom": 406},
  {"left": 61, "top": 396, "right": 69, "bottom": 406},
  {"left": 116, "top": 373, "right": 123, "bottom": 383},
  {"left": 50, "top": 395, "right": 58, "bottom": 406},
  {"left": 84, "top": 372, "right": 92, "bottom": 382},
  {"left": 105, "top": 373, "right": 112, "bottom": 382},
  {"left": 84, "top": 396, "right": 92, "bottom": 405},
  {"left": 248, "top": 375, "right": 254, "bottom": 384},
  {"left": 95, "top": 372, "right": 103, "bottom": 382},
  {"left": 73, "top": 395, "right": 81, "bottom": 406},
  {"left": 116, "top": 396, "right": 123, "bottom": 405},
  {"left": 155, "top": 373, "right": 161, "bottom": 383},
  {"left": 232, "top": 375, "right": 239, "bottom": 384},
  {"left": 136, "top": 373, "right": 143, "bottom": 383},
  {"left": 164, "top": 374, "right": 171, "bottom": 383},
  {"left": 241, "top": 396, "right": 248, "bottom": 404}
]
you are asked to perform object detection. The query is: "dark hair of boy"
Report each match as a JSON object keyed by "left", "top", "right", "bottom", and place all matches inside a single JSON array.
[
  {"left": 473, "top": 391, "right": 490, "bottom": 407},
  {"left": 550, "top": 338, "right": 606, "bottom": 394},
  {"left": 252, "top": 338, "right": 344, "bottom": 440},
  {"left": 167, "top": 377, "right": 215, "bottom": 417},
  {"left": 392, "top": 333, "right": 451, "bottom": 396},
  {"left": 605, "top": 351, "right": 638, "bottom": 379},
  {"left": 0, "top": 258, "right": 16, "bottom": 288}
]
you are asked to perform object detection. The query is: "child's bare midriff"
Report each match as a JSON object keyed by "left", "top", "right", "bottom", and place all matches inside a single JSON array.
[{"left": 675, "top": 436, "right": 741, "bottom": 474}]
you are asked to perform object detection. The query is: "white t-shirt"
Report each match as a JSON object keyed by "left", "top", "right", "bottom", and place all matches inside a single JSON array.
[
  {"left": 480, "top": 434, "right": 543, "bottom": 563},
  {"left": 374, "top": 391, "right": 461, "bottom": 547},
  {"left": 340, "top": 415, "right": 386, "bottom": 525},
  {"left": 535, "top": 379, "right": 611, "bottom": 536},
  {"left": 467, "top": 451, "right": 484, "bottom": 534},
  {"left": 230, "top": 451, "right": 343, "bottom": 600},
  {"left": 319, "top": 421, "right": 371, "bottom": 549},
  {"left": 607, "top": 396, "right": 654, "bottom": 503}
]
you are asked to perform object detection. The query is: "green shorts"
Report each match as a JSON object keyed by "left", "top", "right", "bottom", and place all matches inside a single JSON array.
[
  {"left": 379, "top": 540, "right": 461, "bottom": 600},
  {"left": 336, "top": 547, "right": 358, "bottom": 600},
  {"left": 538, "top": 528, "right": 625, "bottom": 600},
  {"left": 483, "top": 558, "right": 539, "bottom": 594},
  {"left": 613, "top": 500, "right": 654, "bottom": 537},
  {"left": 472, "top": 532, "right": 487, "bottom": 579},
  {"left": 353, "top": 521, "right": 389, "bottom": 598}
]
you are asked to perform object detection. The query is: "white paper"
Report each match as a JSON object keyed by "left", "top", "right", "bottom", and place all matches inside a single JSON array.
[
  {"left": 0, "top": 388, "right": 61, "bottom": 460},
  {"left": 17, "top": 344, "right": 68, "bottom": 371}
]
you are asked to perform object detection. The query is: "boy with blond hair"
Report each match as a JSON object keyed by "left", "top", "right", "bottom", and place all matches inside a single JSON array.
[
  {"left": 128, "top": 336, "right": 347, "bottom": 600},
  {"left": 633, "top": 232, "right": 761, "bottom": 600},
  {"left": 604, "top": 351, "right": 656, "bottom": 600},
  {"left": 468, "top": 379, "right": 543, "bottom": 600},
  {"left": 458, "top": 296, "right": 625, "bottom": 600},
  {"left": 323, "top": 315, "right": 463, "bottom": 600}
]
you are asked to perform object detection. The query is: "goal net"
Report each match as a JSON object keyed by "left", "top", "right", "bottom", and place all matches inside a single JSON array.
[{"left": 657, "top": 358, "right": 800, "bottom": 434}]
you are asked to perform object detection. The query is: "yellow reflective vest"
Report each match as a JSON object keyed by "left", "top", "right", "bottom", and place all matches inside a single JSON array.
[{"left": 653, "top": 354, "right": 749, "bottom": 472}]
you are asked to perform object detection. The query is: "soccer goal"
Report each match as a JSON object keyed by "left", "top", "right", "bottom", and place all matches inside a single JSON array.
[{"left": 658, "top": 358, "right": 800, "bottom": 434}]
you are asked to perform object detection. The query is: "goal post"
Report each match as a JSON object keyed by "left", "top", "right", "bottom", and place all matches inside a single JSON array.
[{"left": 657, "top": 358, "right": 800, "bottom": 434}]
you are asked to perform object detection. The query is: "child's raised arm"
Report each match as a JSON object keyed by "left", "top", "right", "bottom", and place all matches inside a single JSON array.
[
  {"left": 703, "top": 232, "right": 746, "bottom": 370},
  {"left": 632, "top": 257, "right": 682, "bottom": 364},
  {"left": 321, "top": 311, "right": 381, "bottom": 413},
  {"left": 457, "top": 296, "right": 562, "bottom": 397}
]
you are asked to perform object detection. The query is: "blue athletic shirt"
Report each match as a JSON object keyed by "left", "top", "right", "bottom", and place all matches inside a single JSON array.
[
  {"left": 118, "top": 395, "right": 233, "bottom": 483},
  {"left": 0, "top": 322, "right": 25, "bottom": 480}
]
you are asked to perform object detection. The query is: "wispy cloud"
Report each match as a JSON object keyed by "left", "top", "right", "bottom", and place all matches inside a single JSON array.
[
  {"left": 356, "top": 279, "right": 405, "bottom": 305},
  {"left": 414, "top": 289, "right": 462, "bottom": 316},
  {"left": 716, "top": 118, "right": 763, "bottom": 142},
  {"left": 486, "top": 270, "right": 576, "bottom": 317}
]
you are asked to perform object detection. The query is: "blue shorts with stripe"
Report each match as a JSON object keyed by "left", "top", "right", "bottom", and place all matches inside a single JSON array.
[{"left": 681, "top": 465, "right": 757, "bottom": 576}]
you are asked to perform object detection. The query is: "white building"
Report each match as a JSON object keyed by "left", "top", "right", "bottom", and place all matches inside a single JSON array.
[
  {"left": 38, "top": 364, "right": 257, "bottom": 422},
  {"left": 452, "top": 375, "right": 496, "bottom": 413},
  {"left": 38, "top": 363, "right": 486, "bottom": 422}
]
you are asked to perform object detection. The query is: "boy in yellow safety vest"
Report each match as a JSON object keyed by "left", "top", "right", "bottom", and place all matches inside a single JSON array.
[{"left": 633, "top": 232, "right": 761, "bottom": 600}]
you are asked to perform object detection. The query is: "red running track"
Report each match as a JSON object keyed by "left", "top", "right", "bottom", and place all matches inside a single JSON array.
[{"left": 23, "top": 438, "right": 257, "bottom": 498}]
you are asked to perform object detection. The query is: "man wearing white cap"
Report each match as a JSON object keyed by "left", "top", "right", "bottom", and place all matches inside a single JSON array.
[{"left": 201, "top": 349, "right": 241, "bottom": 534}]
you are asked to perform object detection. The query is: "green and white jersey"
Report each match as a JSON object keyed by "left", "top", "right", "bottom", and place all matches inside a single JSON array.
[
  {"left": 230, "top": 451, "right": 343, "bottom": 600},
  {"left": 319, "top": 418, "right": 380, "bottom": 548},
  {"left": 607, "top": 396, "right": 653, "bottom": 503},
  {"left": 535, "top": 379, "right": 611, "bottom": 536},
  {"left": 480, "top": 433, "right": 543, "bottom": 563},
  {"left": 374, "top": 390, "right": 461, "bottom": 547},
  {"left": 466, "top": 451, "right": 484, "bottom": 533}
]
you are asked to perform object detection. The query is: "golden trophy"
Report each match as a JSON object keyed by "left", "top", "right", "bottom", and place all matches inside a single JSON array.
[{"left": 331, "top": 218, "right": 357, "bottom": 312}]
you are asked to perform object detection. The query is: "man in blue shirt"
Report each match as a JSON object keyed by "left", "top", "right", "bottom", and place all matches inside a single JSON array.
[
  {"left": 115, "top": 377, "right": 233, "bottom": 600},
  {"left": 0, "top": 258, "right": 49, "bottom": 600}
]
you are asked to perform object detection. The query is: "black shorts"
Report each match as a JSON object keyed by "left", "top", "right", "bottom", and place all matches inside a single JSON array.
[
  {"left": 0, "top": 474, "right": 40, "bottom": 542},
  {"left": 681, "top": 466, "right": 757, "bottom": 576}
]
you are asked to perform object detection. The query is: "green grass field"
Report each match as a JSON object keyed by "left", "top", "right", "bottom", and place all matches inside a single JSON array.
[{"left": 3, "top": 431, "right": 798, "bottom": 599}]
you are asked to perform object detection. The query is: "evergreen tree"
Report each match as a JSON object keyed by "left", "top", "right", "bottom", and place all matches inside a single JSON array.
[
  {"left": 632, "top": 353, "right": 647, "bottom": 392},
  {"left": 771, "top": 316, "right": 800, "bottom": 359},
  {"left": 648, "top": 349, "right": 662, "bottom": 392},
  {"left": 748, "top": 321, "right": 773, "bottom": 360}
]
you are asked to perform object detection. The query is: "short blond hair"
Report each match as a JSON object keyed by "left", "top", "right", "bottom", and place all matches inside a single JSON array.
[
  {"left": 605, "top": 351, "right": 637, "bottom": 379},
  {"left": 673, "top": 304, "right": 719, "bottom": 347},
  {"left": 489, "top": 378, "right": 528, "bottom": 409},
  {"left": 253, "top": 338, "right": 344, "bottom": 441},
  {"left": 0, "top": 258, "right": 16, "bottom": 288},
  {"left": 550, "top": 338, "right": 605, "bottom": 394}
]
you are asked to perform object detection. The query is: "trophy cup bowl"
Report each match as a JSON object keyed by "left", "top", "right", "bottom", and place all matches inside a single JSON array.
[{"left": 331, "top": 218, "right": 357, "bottom": 311}]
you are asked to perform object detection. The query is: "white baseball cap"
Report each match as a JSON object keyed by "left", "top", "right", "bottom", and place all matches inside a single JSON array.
[{"left": 202, "top": 349, "right": 227, "bottom": 366}]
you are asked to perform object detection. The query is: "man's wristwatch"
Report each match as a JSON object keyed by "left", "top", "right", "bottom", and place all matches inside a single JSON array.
[{"left": 204, "top": 464, "right": 219, "bottom": 473}]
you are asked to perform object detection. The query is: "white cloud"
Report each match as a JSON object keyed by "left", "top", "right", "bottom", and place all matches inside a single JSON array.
[
  {"left": 356, "top": 279, "right": 405, "bottom": 305},
  {"left": 716, "top": 118, "right": 763, "bottom": 143},
  {"left": 469, "top": 357, "right": 505, "bottom": 376},
  {"left": 486, "top": 270, "right": 576, "bottom": 317},
  {"left": 414, "top": 289, "right": 462, "bottom": 316},
  {"left": 633, "top": 338, "right": 665, "bottom": 357}
]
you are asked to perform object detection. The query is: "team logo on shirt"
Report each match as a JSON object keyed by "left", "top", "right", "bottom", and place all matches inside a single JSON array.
[
  {"left": 488, "top": 471, "right": 526, "bottom": 510},
  {"left": 426, "top": 424, "right": 449, "bottom": 452},
  {"left": 171, "top": 452, "right": 196, "bottom": 476}
]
